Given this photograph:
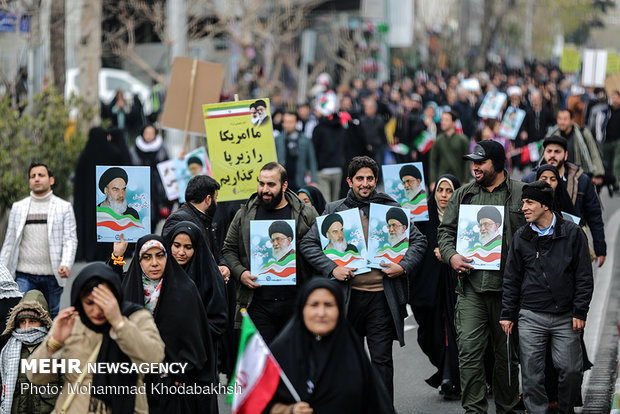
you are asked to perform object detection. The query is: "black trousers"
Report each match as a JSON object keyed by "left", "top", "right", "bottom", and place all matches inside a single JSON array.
[
  {"left": 348, "top": 289, "right": 396, "bottom": 400},
  {"left": 247, "top": 297, "right": 296, "bottom": 346}
]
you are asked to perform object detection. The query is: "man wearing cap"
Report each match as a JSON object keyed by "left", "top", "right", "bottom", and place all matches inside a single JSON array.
[
  {"left": 523, "top": 135, "right": 606, "bottom": 267},
  {"left": 0, "top": 163, "right": 77, "bottom": 319},
  {"left": 500, "top": 181, "right": 593, "bottom": 414},
  {"left": 223, "top": 162, "right": 317, "bottom": 345},
  {"left": 187, "top": 156, "right": 204, "bottom": 176},
  {"left": 97, "top": 167, "right": 139, "bottom": 220},
  {"left": 321, "top": 213, "right": 358, "bottom": 254},
  {"left": 477, "top": 206, "right": 503, "bottom": 247},
  {"left": 437, "top": 140, "right": 524, "bottom": 413},
  {"left": 400, "top": 164, "right": 426, "bottom": 205},
  {"left": 547, "top": 109, "right": 605, "bottom": 182},
  {"left": 300, "top": 156, "right": 427, "bottom": 400},
  {"left": 429, "top": 110, "right": 470, "bottom": 189},
  {"left": 386, "top": 208, "right": 408, "bottom": 248},
  {"left": 269, "top": 221, "right": 295, "bottom": 262}
]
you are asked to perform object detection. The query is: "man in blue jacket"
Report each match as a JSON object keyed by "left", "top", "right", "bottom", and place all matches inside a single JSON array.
[{"left": 522, "top": 135, "right": 606, "bottom": 267}]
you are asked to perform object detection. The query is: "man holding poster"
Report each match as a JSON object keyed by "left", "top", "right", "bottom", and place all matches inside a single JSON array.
[
  {"left": 222, "top": 162, "right": 317, "bottom": 345},
  {"left": 438, "top": 140, "right": 525, "bottom": 414},
  {"left": 300, "top": 156, "right": 427, "bottom": 401}
]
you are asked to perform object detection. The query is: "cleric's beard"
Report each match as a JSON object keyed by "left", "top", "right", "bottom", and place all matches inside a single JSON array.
[
  {"left": 108, "top": 198, "right": 128, "bottom": 215},
  {"left": 404, "top": 183, "right": 420, "bottom": 200},
  {"left": 388, "top": 231, "right": 405, "bottom": 246},
  {"left": 479, "top": 227, "right": 500, "bottom": 245}
]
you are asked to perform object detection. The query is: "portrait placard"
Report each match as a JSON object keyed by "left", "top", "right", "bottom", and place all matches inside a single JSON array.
[
  {"left": 315, "top": 208, "right": 370, "bottom": 275},
  {"left": 96, "top": 166, "right": 150, "bottom": 242},
  {"left": 477, "top": 91, "right": 507, "bottom": 119},
  {"left": 367, "top": 203, "right": 409, "bottom": 269},
  {"left": 204, "top": 98, "right": 278, "bottom": 202},
  {"left": 382, "top": 162, "right": 429, "bottom": 222},
  {"left": 174, "top": 146, "right": 211, "bottom": 203},
  {"left": 456, "top": 205, "right": 504, "bottom": 270},
  {"left": 250, "top": 219, "right": 297, "bottom": 286},
  {"left": 561, "top": 211, "right": 581, "bottom": 224},
  {"left": 156, "top": 159, "right": 179, "bottom": 201},
  {"left": 499, "top": 107, "right": 526, "bottom": 140}
]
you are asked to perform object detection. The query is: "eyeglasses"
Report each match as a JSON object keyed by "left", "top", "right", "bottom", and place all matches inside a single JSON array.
[
  {"left": 479, "top": 221, "right": 496, "bottom": 229},
  {"left": 271, "top": 236, "right": 287, "bottom": 243}
]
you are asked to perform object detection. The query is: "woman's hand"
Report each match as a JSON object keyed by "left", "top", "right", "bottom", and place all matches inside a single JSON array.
[
  {"left": 112, "top": 233, "right": 128, "bottom": 258},
  {"left": 52, "top": 307, "right": 78, "bottom": 343},
  {"left": 92, "top": 284, "right": 124, "bottom": 329}
]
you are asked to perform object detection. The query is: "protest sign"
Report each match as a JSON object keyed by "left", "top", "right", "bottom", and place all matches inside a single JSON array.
[
  {"left": 456, "top": 205, "right": 504, "bottom": 270},
  {"left": 367, "top": 204, "right": 409, "bottom": 269},
  {"left": 499, "top": 107, "right": 526, "bottom": 140},
  {"left": 156, "top": 159, "right": 179, "bottom": 201},
  {"left": 316, "top": 208, "right": 370, "bottom": 275},
  {"left": 161, "top": 57, "right": 225, "bottom": 135},
  {"left": 96, "top": 166, "right": 150, "bottom": 242},
  {"left": 560, "top": 47, "right": 580, "bottom": 73},
  {"left": 174, "top": 146, "right": 211, "bottom": 203},
  {"left": 582, "top": 49, "right": 607, "bottom": 87},
  {"left": 250, "top": 220, "right": 297, "bottom": 286},
  {"left": 477, "top": 91, "right": 506, "bottom": 119},
  {"left": 382, "top": 162, "right": 429, "bottom": 222},
  {"left": 204, "top": 98, "right": 278, "bottom": 201}
]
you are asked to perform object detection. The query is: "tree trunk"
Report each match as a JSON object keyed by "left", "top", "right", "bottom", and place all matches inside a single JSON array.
[
  {"left": 50, "top": 0, "right": 66, "bottom": 92},
  {"left": 78, "top": 0, "right": 101, "bottom": 125}
]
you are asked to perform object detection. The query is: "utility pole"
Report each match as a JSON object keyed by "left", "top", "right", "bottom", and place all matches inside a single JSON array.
[{"left": 524, "top": 0, "right": 533, "bottom": 62}]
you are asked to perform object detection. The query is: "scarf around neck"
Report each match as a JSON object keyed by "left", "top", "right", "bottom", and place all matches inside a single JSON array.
[
  {"left": 142, "top": 274, "right": 162, "bottom": 313},
  {"left": 344, "top": 189, "right": 396, "bottom": 213},
  {"left": 135, "top": 134, "right": 163, "bottom": 153},
  {"left": 0, "top": 327, "right": 47, "bottom": 413}
]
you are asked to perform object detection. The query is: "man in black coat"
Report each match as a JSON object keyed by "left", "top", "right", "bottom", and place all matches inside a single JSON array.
[
  {"left": 500, "top": 181, "right": 593, "bottom": 414},
  {"left": 300, "top": 156, "right": 427, "bottom": 401}
]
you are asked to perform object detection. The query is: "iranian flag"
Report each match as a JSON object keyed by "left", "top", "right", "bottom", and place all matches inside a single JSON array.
[
  {"left": 205, "top": 104, "right": 252, "bottom": 119},
  {"left": 413, "top": 130, "right": 435, "bottom": 154},
  {"left": 228, "top": 310, "right": 282, "bottom": 414}
]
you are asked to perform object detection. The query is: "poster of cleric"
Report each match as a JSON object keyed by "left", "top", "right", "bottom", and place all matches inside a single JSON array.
[
  {"left": 455, "top": 205, "right": 504, "bottom": 270},
  {"left": 95, "top": 166, "right": 151, "bottom": 242},
  {"left": 382, "top": 162, "right": 429, "bottom": 222},
  {"left": 367, "top": 204, "right": 409, "bottom": 269},
  {"left": 316, "top": 208, "right": 370, "bottom": 275},
  {"left": 250, "top": 220, "right": 297, "bottom": 286}
]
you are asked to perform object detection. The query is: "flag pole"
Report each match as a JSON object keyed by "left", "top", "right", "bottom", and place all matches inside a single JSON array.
[{"left": 278, "top": 367, "right": 301, "bottom": 403}]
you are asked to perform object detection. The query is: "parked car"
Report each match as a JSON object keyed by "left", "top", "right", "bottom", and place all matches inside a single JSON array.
[{"left": 65, "top": 67, "right": 152, "bottom": 115}]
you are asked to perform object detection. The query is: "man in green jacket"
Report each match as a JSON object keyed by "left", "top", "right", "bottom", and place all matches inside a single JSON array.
[
  {"left": 222, "top": 162, "right": 318, "bottom": 344},
  {"left": 429, "top": 110, "right": 471, "bottom": 189},
  {"left": 438, "top": 140, "right": 525, "bottom": 414}
]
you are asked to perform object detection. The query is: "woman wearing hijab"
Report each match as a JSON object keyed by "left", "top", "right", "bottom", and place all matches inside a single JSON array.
[
  {"left": 265, "top": 278, "right": 395, "bottom": 414},
  {"left": 0, "top": 289, "right": 59, "bottom": 414},
  {"left": 409, "top": 174, "right": 462, "bottom": 399},
  {"left": 296, "top": 185, "right": 327, "bottom": 215},
  {"left": 164, "top": 221, "right": 228, "bottom": 343},
  {"left": 116, "top": 234, "right": 218, "bottom": 413},
  {"left": 535, "top": 165, "right": 578, "bottom": 216},
  {"left": 27, "top": 262, "right": 164, "bottom": 413},
  {"left": 0, "top": 264, "right": 22, "bottom": 334}
]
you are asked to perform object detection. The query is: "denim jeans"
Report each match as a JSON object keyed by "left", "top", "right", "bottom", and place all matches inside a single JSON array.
[{"left": 16, "top": 271, "right": 63, "bottom": 319}]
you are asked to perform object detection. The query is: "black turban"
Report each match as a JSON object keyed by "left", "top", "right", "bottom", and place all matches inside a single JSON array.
[
  {"left": 268, "top": 220, "right": 294, "bottom": 239},
  {"left": 98, "top": 167, "right": 128, "bottom": 193},
  {"left": 187, "top": 156, "right": 203, "bottom": 167},
  {"left": 477, "top": 206, "right": 502, "bottom": 225},
  {"left": 386, "top": 207, "right": 408, "bottom": 226},
  {"left": 321, "top": 213, "right": 343, "bottom": 237},
  {"left": 399, "top": 164, "right": 422, "bottom": 180}
]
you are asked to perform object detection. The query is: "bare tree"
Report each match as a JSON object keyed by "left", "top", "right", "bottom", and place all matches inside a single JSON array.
[
  {"left": 50, "top": 0, "right": 65, "bottom": 91},
  {"left": 79, "top": 0, "right": 101, "bottom": 125},
  {"left": 472, "top": 0, "right": 517, "bottom": 70}
]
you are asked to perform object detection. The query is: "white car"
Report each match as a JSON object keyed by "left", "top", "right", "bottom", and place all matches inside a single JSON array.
[{"left": 65, "top": 67, "right": 152, "bottom": 115}]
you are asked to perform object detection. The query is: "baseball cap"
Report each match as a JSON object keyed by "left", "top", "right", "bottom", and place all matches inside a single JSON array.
[{"left": 463, "top": 140, "right": 506, "bottom": 163}]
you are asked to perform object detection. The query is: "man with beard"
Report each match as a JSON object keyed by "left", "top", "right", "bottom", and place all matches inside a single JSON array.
[
  {"left": 437, "top": 140, "right": 525, "bottom": 414},
  {"left": 546, "top": 109, "right": 605, "bottom": 184},
  {"left": 0, "top": 163, "right": 77, "bottom": 319},
  {"left": 522, "top": 136, "right": 606, "bottom": 267},
  {"left": 321, "top": 213, "right": 358, "bottom": 253},
  {"left": 253, "top": 99, "right": 270, "bottom": 127},
  {"left": 386, "top": 207, "right": 408, "bottom": 248},
  {"left": 97, "top": 167, "right": 140, "bottom": 220},
  {"left": 187, "top": 156, "right": 204, "bottom": 177},
  {"left": 400, "top": 164, "right": 426, "bottom": 203},
  {"left": 300, "top": 156, "right": 427, "bottom": 401},
  {"left": 477, "top": 206, "right": 502, "bottom": 247},
  {"left": 268, "top": 221, "right": 295, "bottom": 261},
  {"left": 222, "top": 162, "right": 318, "bottom": 344}
]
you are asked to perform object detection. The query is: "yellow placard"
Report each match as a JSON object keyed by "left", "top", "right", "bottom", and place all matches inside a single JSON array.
[
  {"left": 607, "top": 52, "right": 620, "bottom": 74},
  {"left": 560, "top": 47, "right": 580, "bottom": 73},
  {"left": 203, "top": 98, "right": 278, "bottom": 201}
]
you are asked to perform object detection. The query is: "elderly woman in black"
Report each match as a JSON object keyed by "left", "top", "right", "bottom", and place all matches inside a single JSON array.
[
  {"left": 113, "top": 234, "right": 218, "bottom": 413},
  {"left": 264, "top": 278, "right": 395, "bottom": 414}
]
